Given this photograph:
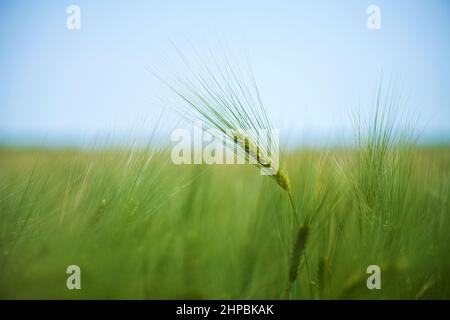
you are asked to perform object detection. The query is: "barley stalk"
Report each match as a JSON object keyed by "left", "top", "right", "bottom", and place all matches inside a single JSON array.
[{"left": 159, "top": 47, "right": 304, "bottom": 298}]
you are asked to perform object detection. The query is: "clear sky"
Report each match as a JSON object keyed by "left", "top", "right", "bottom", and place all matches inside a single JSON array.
[{"left": 0, "top": 0, "right": 449, "bottom": 146}]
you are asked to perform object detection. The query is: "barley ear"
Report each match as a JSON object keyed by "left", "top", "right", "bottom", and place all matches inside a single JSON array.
[
  {"left": 273, "top": 168, "right": 291, "bottom": 193},
  {"left": 273, "top": 168, "right": 298, "bottom": 222},
  {"left": 283, "top": 224, "right": 310, "bottom": 298},
  {"left": 317, "top": 256, "right": 328, "bottom": 299}
]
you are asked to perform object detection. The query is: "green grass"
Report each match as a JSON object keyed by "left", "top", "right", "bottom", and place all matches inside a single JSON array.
[{"left": 0, "top": 140, "right": 449, "bottom": 299}]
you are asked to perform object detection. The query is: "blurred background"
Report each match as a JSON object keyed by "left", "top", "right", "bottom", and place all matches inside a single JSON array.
[{"left": 0, "top": 0, "right": 449, "bottom": 147}]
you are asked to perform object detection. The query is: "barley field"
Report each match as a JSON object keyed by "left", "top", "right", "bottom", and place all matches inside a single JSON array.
[
  {"left": 1, "top": 0, "right": 449, "bottom": 303},
  {"left": 1, "top": 54, "right": 449, "bottom": 300},
  {"left": 0, "top": 137, "right": 449, "bottom": 299}
]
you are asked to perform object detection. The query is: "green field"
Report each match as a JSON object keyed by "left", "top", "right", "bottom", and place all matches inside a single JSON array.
[{"left": 0, "top": 138, "right": 449, "bottom": 299}]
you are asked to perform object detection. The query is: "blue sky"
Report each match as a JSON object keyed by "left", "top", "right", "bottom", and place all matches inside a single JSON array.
[{"left": 0, "top": 0, "right": 449, "bottom": 146}]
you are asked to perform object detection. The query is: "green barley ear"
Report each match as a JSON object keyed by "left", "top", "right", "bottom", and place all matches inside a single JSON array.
[
  {"left": 317, "top": 256, "right": 328, "bottom": 299},
  {"left": 160, "top": 47, "right": 296, "bottom": 207},
  {"left": 274, "top": 169, "right": 291, "bottom": 193},
  {"left": 158, "top": 47, "right": 303, "bottom": 299},
  {"left": 284, "top": 224, "right": 310, "bottom": 297}
]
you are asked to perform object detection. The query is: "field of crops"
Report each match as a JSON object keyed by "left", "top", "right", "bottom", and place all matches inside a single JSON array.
[{"left": 1, "top": 138, "right": 449, "bottom": 299}]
